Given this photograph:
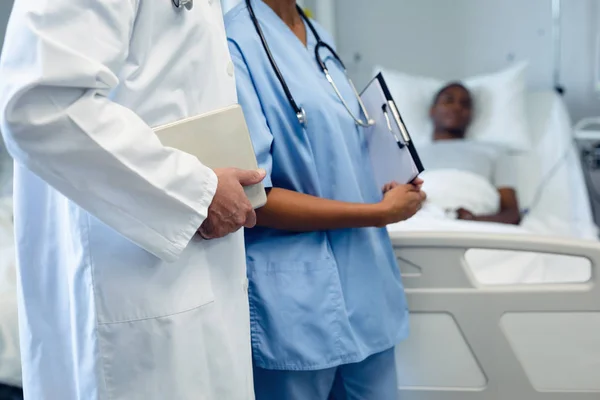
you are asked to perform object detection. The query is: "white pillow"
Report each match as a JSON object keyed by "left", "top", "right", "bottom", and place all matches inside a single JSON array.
[{"left": 375, "top": 62, "right": 531, "bottom": 152}]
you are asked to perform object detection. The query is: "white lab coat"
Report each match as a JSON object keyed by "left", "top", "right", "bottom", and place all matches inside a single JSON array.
[{"left": 0, "top": 1, "right": 253, "bottom": 399}]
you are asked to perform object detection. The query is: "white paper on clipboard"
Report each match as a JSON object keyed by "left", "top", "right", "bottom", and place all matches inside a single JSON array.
[{"left": 360, "top": 74, "right": 422, "bottom": 190}]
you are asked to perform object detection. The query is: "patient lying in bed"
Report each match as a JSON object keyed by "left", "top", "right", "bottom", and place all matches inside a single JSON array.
[{"left": 419, "top": 83, "right": 521, "bottom": 225}]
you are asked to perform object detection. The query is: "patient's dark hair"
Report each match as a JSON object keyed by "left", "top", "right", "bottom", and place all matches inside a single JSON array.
[{"left": 431, "top": 82, "right": 470, "bottom": 106}]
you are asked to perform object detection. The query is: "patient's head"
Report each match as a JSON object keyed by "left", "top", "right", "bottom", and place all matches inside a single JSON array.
[{"left": 430, "top": 83, "right": 473, "bottom": 140}]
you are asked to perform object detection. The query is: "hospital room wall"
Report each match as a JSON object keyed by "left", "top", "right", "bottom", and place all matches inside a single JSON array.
[
  {"left": 335, "top": 0, "right": 600, "bottom": 124},
  {"left": 2, "top": 0, "right": 598, "bottom": 123}
]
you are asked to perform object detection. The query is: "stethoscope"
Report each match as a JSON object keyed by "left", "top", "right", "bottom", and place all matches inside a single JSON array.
[
  {"left": 172, "top": 0, "right": 193, "bottom": 10},
  {"left": 246, "top": 0, "right": 374, "bottom": 127}
]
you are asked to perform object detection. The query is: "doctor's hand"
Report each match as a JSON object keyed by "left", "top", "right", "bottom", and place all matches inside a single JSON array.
[
  {"left": 198, "top": 168, "right": 266, "bottom": 240},
  {"left": 378, "top": 184, "right": 426, "bottom": 226}
]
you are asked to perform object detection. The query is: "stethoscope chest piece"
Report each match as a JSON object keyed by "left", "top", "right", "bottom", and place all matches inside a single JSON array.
[
  {"left": 173, "top": 0, "right": 193, "bottom": 10},
  {"left": 297, "top": 108, "right": 307, "bottom": 127}
]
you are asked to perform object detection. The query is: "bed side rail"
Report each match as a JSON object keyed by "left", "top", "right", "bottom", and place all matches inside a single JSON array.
[{"left": 390, "top": 231, "right": 600, "bottom": 400}]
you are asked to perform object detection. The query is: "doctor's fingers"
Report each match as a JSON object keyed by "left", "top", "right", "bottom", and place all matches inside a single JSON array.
[
  {"left": 199, "top": 202, "right": 254, "bottom": 238},
  {"left": 243, "top": 208, "right": 257, "bottom": 229},
  {"left": 199, "top": 219, "right": 241, "bottom": 240},
  {"left": 198, "top": 219, "right": 220, "bottom": 240},
  {"left": 236, "top": 168, "right": 267, "bottom": 186}
]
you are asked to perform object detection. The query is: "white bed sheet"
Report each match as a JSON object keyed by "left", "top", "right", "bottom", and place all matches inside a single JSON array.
[
  {"left": 388, "top": 214, "right": 593, "bottom": 285},
  {"left": 388, "top": 90, "right": 598, "bottom": 285},
  {"left": 514, "top": 90, "right": 596, "bottom": 238}
]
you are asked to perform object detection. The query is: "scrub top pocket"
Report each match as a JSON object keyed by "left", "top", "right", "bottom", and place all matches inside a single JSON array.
[{"left": 248, "top": 258, "right": 349, "bottom": 370}]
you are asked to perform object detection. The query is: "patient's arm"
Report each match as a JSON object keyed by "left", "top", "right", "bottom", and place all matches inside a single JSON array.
[{"left": 460, "top": 188, "right": 521, "bottom": 225}]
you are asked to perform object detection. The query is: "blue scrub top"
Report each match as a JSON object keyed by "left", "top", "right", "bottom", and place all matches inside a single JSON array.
[{"left": 225, "top": 0, "right": 409, "bottom": 371}]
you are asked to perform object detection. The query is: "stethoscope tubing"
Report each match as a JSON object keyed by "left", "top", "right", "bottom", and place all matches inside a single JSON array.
[{"left": 246, "top": 0, "right": 373, "bottom": 127}]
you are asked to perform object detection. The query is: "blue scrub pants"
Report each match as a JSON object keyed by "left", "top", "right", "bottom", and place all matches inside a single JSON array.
[{"left": 253, "top": 347, "right": 398, "bottom": 400}]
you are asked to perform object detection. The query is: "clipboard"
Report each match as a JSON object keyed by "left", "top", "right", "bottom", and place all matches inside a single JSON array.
[
  {"left": 360, "top": 73, "right": 424, "bottom": 189},
  {"left": 154, "top": 104, "right": 267, "bottom": 209}
]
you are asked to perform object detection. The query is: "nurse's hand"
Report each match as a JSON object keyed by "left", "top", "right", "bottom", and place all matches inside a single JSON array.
[
  {"left": 411, "top": 177, "right": 424, "bottom": 191},
  {"left": 382, "top": 177, "right": 423, "bottom": 193},
  {"left": 382, "top": 182, "right": 398, "bottom": 193},
  {"left": 198, "top": 168, "right": 266, "bottom": 240},
  {"left": 379, "top": 184, "right": 426, "bottom": 225}
]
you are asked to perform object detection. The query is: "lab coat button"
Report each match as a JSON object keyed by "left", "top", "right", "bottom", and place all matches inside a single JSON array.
[{"left": 227, "top": 61, "right": 234, "bottom": 77}]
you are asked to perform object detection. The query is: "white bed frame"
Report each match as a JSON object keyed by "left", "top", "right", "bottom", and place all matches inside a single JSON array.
[{"left": 391, "top": 231, "right": 600, "bottom": 399}]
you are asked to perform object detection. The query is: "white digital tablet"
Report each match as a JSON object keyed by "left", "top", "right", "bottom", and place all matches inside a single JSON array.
[{"left": 154, "top": 104, "right": 267, "bottom": 209}]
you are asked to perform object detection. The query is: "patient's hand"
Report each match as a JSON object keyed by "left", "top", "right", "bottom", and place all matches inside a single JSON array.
[{"left": 456, "top": 207, "right": 475, "bottom": 221}]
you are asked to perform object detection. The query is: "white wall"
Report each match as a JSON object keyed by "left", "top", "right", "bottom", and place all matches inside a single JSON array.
[
  {"left": 336, "top": 0, "right": 600, "bottom": 123},
  {"left": 3, "top": 0, "right": 597, "bottom": 122}
]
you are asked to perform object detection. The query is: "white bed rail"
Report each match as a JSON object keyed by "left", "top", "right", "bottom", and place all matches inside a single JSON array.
[{"left": 391, "top": 231, "right": 600, "bottom": 400}]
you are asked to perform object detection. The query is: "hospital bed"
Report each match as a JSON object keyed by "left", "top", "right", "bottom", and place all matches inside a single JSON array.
[{"left": 389, "top": 89, "right": 600, "bottom": 398}]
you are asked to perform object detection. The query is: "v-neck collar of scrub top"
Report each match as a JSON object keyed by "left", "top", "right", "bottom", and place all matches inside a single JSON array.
[{"left": 252, "top": 0, "right": 320, "bottom": 71}]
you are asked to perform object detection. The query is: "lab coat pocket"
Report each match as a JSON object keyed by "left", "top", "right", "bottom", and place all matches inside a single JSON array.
[
  {"left": 97, "top": 304, "right": 224, "bottom": 400},
  {"left": 88, "top": 219, "right": 215, "bottom": 324},
  {"left": 247, "top": 258, "right": 346, "bottom": 368}
]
